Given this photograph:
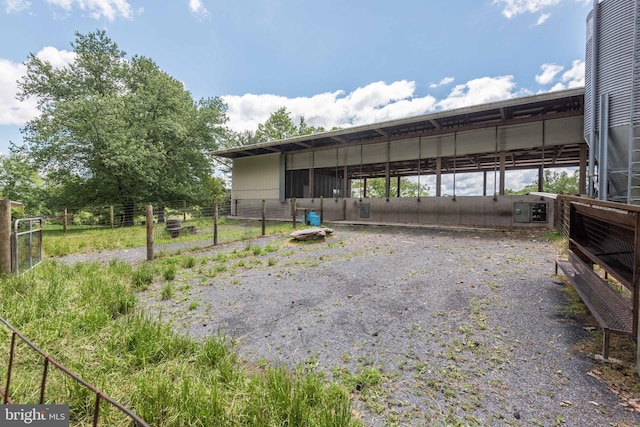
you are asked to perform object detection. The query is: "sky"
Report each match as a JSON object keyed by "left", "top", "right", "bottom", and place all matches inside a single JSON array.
[{"left": 0, "top": 0, "right": 592, "bottom": 194}]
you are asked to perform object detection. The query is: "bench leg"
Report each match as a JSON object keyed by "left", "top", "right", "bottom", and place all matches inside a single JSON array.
[{"left": 603, "top": 328, "right": 610, "bottom": 360}]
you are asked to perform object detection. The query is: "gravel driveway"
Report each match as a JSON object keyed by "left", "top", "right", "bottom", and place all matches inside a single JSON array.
[{"left": 70, "top": 224, "right": 640, "bottom": 426}]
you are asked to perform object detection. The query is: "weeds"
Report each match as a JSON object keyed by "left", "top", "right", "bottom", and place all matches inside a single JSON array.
[
  {"left": 132, "top": 264, "right": 154, "bottom": 290},
  {"left": 160, "top": 282, "right": 175, "bottom": 300},
  {"left": 0, "top": 261, "right": 359, "bottom": 426}
]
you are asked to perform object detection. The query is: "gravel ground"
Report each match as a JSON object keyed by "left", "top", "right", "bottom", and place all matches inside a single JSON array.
[{"left": 63, "top": 224, "right": 640, "bottom": 426}]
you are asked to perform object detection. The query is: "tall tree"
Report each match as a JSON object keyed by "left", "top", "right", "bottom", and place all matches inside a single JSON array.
[
  {"left": 254, "top": 107, "right": 325, "bottom": 142},
  {"left": 18, "top": 31, "right": 228, "bottom": 220},
  {"left": 0, "top": 147, "right": 46, "bottom": 215}
]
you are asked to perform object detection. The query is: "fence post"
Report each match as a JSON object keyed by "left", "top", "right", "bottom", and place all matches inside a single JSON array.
[
  {"left": 0, "top": 199, "right": 11, "bottom": 276},
  {"left": 183, "top": 200, "right": 187, "bottom": 222},
  {"left": 292, "top": 198, "right": 297, "bottom": 229},
  {"left": 262, "top": 200, "right": 266, "bottom": 236},
  {"left": 214, "top": 202, "right": 219, "bottom": 246},
  {"left": 146, "top": 205, "right": 154, "bottom": 261},
  {"left": 320, "top": 196, "right": 324, "bottom": 224},
  {"left": 63, "top": 208, "right": 68, "bottom": 234},
  {"left": 110, "top": 205, "right": 114, "bottom": 229}
]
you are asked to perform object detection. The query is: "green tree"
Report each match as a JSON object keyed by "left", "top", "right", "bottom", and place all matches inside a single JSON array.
[
  {"left": 18, "top": 30, "right": 228, "bottom": 221},
  {"left": 506, "top": 169, "right": 579, "bottom": 195},
  {"left": 254, "top": 107, "right": 325, "bottom": 142},
  {"left": 0, "top": 148, "right": 46, "bottom": 215},
  {"left": 351, "top": 177, "right": 429, "bottom": 198}
]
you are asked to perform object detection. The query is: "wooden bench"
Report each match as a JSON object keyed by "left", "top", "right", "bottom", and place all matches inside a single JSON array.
[{"left": 556, "top": 251, "right": 633, "bottom": 359}]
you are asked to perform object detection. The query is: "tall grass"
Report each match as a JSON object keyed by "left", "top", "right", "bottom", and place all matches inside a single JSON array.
[{"left": 0, "top": 261, "right": 359, "bottom": 426}]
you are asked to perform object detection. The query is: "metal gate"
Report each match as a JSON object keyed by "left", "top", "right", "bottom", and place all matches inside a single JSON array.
[{"left": 12, "top": 217, "right": 43, "bottom": 275}]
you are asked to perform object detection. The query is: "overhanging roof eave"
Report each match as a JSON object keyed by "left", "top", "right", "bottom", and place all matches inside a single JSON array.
[{"left": 212, "top": 87, "right": 585, "bottom": 159}]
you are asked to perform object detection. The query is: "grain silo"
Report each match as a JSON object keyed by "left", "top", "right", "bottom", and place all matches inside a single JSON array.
[{"left": 585, "top": 0, "right": 640, "bottom": 203}]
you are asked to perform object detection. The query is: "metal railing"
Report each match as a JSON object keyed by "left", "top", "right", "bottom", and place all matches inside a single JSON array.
[
  {"left": 12, "top": 217, "right": 43, "bottom": 275},
  {"left": 0, "top": 316, "right": 149, "bottom": 427}
]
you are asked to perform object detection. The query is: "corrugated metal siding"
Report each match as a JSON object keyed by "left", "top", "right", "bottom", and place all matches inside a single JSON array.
[
  {"left": 597, "top": 0, "right": 635, "bottom": 127},
  {"left": 634, "top": 1, "right": 640, "bottom": 124},
  {"left": 585, "top": 10, "right": 593, "bottom": 139},
  {"left": 232, "top": 153, "right": 280, "bottom": 199}
]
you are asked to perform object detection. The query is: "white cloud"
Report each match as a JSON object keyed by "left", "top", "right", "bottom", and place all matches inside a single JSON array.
[
  {"left": 535, "top": 12, "right": 550, "bottom": 25},
  {"left": 223, "top": 76, "right": 527, "bottom": 136},
  {"left": 535, "top": 63, "right": 564, "bottom": 84},
  {"left": 45, "top": 0, "right": 133, "bottom": 20},
  {"left": 429, "top": 77, "right": 455, "bottom": 89},
  {"left": 0, "top": 59, "right": 37, "bottom": 126},
  {"left": 36, "top": 46, "right": 77, "bottom": 69},
  {"left": 493, "top": 0, "right": 590, "bottom": 20},
  {"left": 5, "top": 0, "right": 30, "bottom": 13},
  {"left": 436, "top": 76, "right": 519, "bottom": 110},
  {"left": 549, "top": 59, "right": 584, "bottom": 91},
  {"left": 493, "top": 0, "right": 560, "bottom": 19},
  {"left": 0, "top": 46, "right": 75, "bottom": 126},
  {"left": 189, "top": 0, "right": 207, "bottom": 15},
  {"left": 222, "top": 80, "right": 438, "bottom": 133}
]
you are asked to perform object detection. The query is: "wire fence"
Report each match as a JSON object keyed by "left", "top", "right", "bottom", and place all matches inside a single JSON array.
[
  {"left": 0, "top": 316, "right": 149, "bottom": 426},
  {"left": 42, "top": 197, "right": 316, "bottom": 262},
  {"left": 12, "top": 217, "right": 43, "bottom": 275}
]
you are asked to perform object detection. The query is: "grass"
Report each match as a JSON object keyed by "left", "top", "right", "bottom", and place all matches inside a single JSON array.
[
  {"left": 0, "top": 260, "right": 360, "bottom": 426},
  {"left": 42, "top": 219, "right": 296, "bottom": 258}
]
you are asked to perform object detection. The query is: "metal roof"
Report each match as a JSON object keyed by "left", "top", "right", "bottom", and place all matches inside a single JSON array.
[{"left": 213, "top": 87, "right": 585, "bottom": 160}]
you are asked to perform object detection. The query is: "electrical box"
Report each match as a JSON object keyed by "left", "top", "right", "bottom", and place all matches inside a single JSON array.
[
  {"left": 360, "top": 202, "right": 370, "bottom": 218},
  {"left": 514, "top": 202, "right": 548, "bottom": 223},
  {"left": 530, "top": 203, "right": 548, "bottom": 222}
]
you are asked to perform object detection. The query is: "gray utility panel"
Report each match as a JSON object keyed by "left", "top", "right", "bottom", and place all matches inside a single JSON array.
[{"left": 513, "top": 202, "right": 548, "bottom": 223}]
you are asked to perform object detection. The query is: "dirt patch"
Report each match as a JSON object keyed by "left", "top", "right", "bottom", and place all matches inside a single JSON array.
[{"left": 140, "top": 225, "right": 640, "bottom": 426}]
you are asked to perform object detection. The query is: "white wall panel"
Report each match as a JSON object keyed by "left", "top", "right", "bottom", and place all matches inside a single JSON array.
[
  {"left": 421, "top": 135, "right": 454, "bottom": 158},
  {"left": 390, "top": 138, "right": 420, "bottom": 161},
  {"left": 312, "top": 148, "right": 339, "bottom": 168},
  {"left": 362, "top": 142, "right": 388, "bottom": 164},
  {"left": 232, "top": 153, "right": 280, "bottom": 199},
  {"left": 288, "top": 152, "right": 313, "bottom": 169},
  {"left": 544, "top": 116, "right": 584, "bottom": 146},
  {"left": 500, "top": 122, "right": 542, "bottom": 151}
]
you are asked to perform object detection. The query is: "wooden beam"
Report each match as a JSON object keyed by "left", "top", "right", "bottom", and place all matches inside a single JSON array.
[
  {"left": 331, "top": 136, "right": 348, "bottom": 144},
  {"left": 374, "top": 128, "right": 388, "bottom": 137}
]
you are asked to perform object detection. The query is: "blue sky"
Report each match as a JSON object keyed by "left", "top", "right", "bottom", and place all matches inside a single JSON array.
[{"left": 0, "top": 0, "right": 591, "bottom": 191}]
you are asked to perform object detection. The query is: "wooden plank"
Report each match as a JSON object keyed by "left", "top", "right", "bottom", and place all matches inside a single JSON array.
[{"left": 571, "top": 203, "right": 636, "bottom": 229}]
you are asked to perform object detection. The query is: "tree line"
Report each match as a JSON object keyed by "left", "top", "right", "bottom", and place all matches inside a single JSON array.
[{"left": 0, "top": 31, "right": 323, "bottom": 217}]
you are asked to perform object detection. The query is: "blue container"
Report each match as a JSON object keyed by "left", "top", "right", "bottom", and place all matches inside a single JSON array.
[{"left": 307, "top": 211, "right": 320, "bottom": 226}]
